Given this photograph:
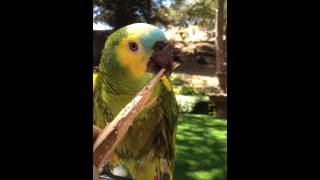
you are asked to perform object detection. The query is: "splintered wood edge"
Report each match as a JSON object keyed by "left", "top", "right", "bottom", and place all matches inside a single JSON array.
[
  {"left": 172, "top": 62, "right": 180, "bottom": 70},
  {"left": 93, "top": 69, "right": 166, "bottom": 168}
]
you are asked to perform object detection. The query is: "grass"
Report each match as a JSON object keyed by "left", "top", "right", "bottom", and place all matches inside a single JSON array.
[{"left": 173, "top": 114, "right": 227, "bottom": 180}]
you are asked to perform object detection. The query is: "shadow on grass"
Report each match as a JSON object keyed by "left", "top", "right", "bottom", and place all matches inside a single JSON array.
[{"left": 174, "top": 114, "right": 227, "bottom": 180}]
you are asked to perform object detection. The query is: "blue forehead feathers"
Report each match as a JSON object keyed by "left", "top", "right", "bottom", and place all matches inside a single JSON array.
[{"left": 140, "top": 28, "right": 167, "bottom": 54}]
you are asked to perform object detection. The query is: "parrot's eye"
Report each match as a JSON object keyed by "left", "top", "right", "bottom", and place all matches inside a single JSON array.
[{"left": 129, "top": 41, "right": 139, "bottom": 52}]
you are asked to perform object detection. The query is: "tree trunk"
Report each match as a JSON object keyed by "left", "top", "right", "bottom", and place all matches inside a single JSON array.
[
  {"left": 146, "top": 0, "right": 152, "bottom": 23},
  {"left": 215, "top": 0, "right": 226, "bottom": 93},
  {"left": 210, "top": 0, "right": 227, "bottom": 118}
]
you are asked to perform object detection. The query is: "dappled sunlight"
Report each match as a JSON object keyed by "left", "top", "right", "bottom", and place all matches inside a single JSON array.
[
  {"left": 174, "top": 114, "right": 227, "bottom": 180},
  {"left": 164, "top": 25, "right": 215, "bottom": 42},
  {"left": 172, "top": 73, "right": 219, "bottom": 89}
]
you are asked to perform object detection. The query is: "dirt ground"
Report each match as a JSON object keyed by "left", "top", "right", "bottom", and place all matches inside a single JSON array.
[
  {"left": 172, "top": 72, "right": 219, "bottom": 89},
  {"left": 173, "top": 52, "right": 220, "bottom": 89},
  {"left": 174, "top": 54, "right": 216, "bottom": 76},
  {"left": 169, "top": 39, "right": 228, "bottom": 89}
]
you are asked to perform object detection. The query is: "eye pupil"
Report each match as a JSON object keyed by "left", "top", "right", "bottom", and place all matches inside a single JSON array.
[{"left": 129, "top": 42, "right": 138, "bottom": 51}]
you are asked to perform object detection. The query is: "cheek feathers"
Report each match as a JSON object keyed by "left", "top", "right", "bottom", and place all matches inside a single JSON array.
[{"left": 116, "top": 37, "right": 150, "bottom": 78}]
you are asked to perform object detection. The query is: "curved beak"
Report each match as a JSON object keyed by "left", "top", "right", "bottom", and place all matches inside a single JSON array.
[{"left": 147, "top": 41, "right": 174, "bottom": 77}]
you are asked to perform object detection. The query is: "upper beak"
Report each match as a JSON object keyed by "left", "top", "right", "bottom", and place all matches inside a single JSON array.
[{"left": 147, "top": 41, "right": 174, "bottom": 77}]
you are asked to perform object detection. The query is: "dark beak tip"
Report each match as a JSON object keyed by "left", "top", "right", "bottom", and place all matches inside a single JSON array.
[{"left": 148, "top": 40, "right": 175, "bottom": 77}]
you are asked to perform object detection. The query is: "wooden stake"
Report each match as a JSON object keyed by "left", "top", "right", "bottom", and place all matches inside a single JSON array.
[{"left": 93, "top": 125, "right": 102, "bottom": 143}]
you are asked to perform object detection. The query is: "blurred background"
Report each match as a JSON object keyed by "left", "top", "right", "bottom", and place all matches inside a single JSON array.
[{"left": 93, "top": 0, "right": 227, "bottom": 179}]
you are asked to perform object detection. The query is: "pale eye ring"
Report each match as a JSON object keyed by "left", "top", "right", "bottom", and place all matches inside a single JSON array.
[{"left": 129, "top": 41, "right": 139, "bottom": 52}]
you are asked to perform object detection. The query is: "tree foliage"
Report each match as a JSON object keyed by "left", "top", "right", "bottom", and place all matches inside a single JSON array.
[
  {"left": 93, "top": 0, "right": 152, "bottom": 29},
  {"left": 162, "top": 0, "right": 216, "bottom": 28},
  {"left": 93, "top": 0, "right": 227, "bottom": 31}
]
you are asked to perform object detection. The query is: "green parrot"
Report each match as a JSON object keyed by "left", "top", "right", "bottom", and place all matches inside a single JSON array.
[{"left": 93, "top": 23, "right": 179, "bottom": 180}]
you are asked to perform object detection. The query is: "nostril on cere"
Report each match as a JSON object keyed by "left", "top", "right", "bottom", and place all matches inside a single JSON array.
[{"left": 153, "top": 41, "right": 169, "bottom": 51}]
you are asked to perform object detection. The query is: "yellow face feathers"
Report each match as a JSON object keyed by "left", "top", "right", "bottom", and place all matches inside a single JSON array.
[
  {"left": 116, "top": 34, "right": 150, "bottom": 78},
  {"left": 114, "top": 23, "right": 165, "bottom": 79}
]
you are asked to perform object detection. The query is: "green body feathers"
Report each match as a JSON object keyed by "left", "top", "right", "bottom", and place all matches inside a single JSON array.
[{"left": 93, "top": 23, "right": 178, "bottom": 180}]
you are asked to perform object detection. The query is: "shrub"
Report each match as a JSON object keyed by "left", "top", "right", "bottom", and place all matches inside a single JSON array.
[{"left": 175, "top": 95, "right": 212, "bottom": 114}]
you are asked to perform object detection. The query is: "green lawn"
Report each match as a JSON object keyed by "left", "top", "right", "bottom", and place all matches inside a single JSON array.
[{"left": 173, "top": 114, "right": 227, "bottom": 180}]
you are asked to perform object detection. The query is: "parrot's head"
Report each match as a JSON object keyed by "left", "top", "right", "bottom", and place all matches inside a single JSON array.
[{"left": 100, "top": 23, "right": 174, "bottom": 79}]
